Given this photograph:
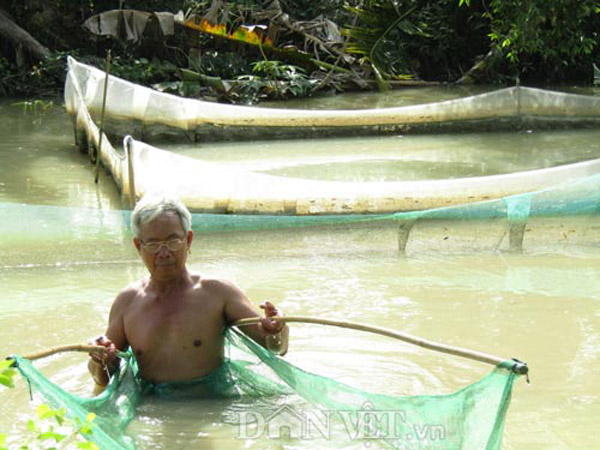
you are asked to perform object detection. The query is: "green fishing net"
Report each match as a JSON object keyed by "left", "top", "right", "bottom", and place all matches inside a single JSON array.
[
  {"left": 2, "top": 168, "right": 599, "bottom": 264},
  {"left": 13, "top": 328, "right": 522, "bottom": 450}
]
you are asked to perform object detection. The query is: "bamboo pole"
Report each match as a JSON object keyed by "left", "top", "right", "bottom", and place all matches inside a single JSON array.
[
  {"left": 125, "top": 136, "right": 137, "bottom": 208},
  {"left": 232, "top": 316, "right": 529, "bottom": 375},
  {"left": 19, "top": 345, "right": 106, "bottom": 361},
  {"left": 94, "top": 50, "right": 111, "bottom": 184},
  {"left": 9, "top": 318, "right": 528, "bottom": 376}
]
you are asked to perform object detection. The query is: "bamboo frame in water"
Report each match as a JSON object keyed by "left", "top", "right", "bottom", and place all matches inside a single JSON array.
[
  {"left": 94, "top": 50, "right": 111, "bottom": 184},
  {"left": 13, "top": 317, "right": 528, "bottom": 375},
  {"left": 233, "top": 316, "right": 529, "bottom": 375}
]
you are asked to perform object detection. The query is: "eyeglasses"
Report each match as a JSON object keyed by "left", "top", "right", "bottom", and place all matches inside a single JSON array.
[{"left": 140, "top": 238, "right": 185, "bottom": 254}]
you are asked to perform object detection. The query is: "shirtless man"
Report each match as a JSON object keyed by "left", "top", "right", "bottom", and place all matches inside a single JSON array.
[{"left": 88, "top": 196, "right": 288, "bottom": 387}]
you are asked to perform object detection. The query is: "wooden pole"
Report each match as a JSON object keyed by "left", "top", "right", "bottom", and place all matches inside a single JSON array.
[
  {"left": 397, "top": 220, "right": 415, "bottom": 253},
  {"left": 10, "top": 318, "right": 528, "bottom": 375},
  {"left": 232, "top": 316, "right": 528, "bottom": 374},
  {"left": 125, "top": 137, "right": 137, "bottom": 208},
  {"left": 95, "top": 50, "right": 111, "bottom": 184},
  {"left": 18, "top": 345, "right": 106, "bottom": 361}
]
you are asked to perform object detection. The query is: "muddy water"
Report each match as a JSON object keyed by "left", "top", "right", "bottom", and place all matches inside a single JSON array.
[{"left": 0, "top": 96, "right": 599, "bottom": 449}]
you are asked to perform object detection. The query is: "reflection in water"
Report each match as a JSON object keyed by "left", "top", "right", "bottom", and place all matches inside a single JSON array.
[{"left": 0, "top": 98, "right": 599, "bottom": 449}]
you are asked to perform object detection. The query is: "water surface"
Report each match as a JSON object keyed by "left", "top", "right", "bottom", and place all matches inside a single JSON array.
[{"left": 0, "top": 97, "right": 599, "bottom": 449}]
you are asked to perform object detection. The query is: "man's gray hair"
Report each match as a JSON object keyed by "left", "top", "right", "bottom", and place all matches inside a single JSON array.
[{"left": 131, "top": 195, "right": 192, "bottom": 239}]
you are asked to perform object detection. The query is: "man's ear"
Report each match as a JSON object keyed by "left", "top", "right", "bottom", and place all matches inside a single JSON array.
[
  {"left": 133, "top": 238, "right": 142, "bottom": 252},
  {"left": 187, "top": 230, "right": 194, "bottom": 246}
]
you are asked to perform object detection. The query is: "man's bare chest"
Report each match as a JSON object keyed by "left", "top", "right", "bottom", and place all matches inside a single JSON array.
[{"left": 124, "top": 293, "right": 225, "bottom": 350}]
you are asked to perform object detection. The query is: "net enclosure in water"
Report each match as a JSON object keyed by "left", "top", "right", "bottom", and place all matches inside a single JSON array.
[
  {"left": 11, "top": 328, "right": 524, "bottom": 450},
  {"left": 64, "top": 55, "right": 600, "bottom": 238},
  {"left": 65, "top": 57, "right": 600, "bottom": 140},
  {"left": 2, "top": 160, "right": 599, "bottom": 259}
]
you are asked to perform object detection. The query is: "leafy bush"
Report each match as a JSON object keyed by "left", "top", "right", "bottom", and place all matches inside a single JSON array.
[
  {"left": 0, "top": 52, "right": 67, "bottom": 97},
  {"left": 109, "top": 56, "right": 178, "bottom": 85},
  {"left": 461, "top": 0, "right": 600, "bottom": 82},
  {"left": 189, "top": 51, "right": 252, "bottom": 79},
  {"left": 232, "top": 60, "right": 316, "bottom": 103},
  {"left": 0, "top": 361, "right": 99, "bottom": 450}
]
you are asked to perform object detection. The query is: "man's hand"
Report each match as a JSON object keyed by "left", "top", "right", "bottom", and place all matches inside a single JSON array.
[
  {"left": 259, "top": 301, "right": 289, "bottom": 356},
  {"left": 89, "top": 335, "right": 118, "bottom": 365},
  {"left": 222, "top": 280, "right": 289, "bottom": 355},
  {"left": 259, "top": 301, "right": 285, "bottom": 335},
  {"left": 88, "top": 335, "right": 118, "bottom": 387}
]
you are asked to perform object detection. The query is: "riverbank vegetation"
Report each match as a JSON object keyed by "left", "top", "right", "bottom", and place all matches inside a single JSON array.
[{"left": 1, "top": 1, "right": 599, "bottom": 102}]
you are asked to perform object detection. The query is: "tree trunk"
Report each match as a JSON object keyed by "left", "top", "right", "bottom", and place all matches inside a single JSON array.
[
  {"left": 455, "top": 48, "right": 501, "bottom": 85},
  {"left": 0, "top": 8, "right": 51, "bottom": 64},
  {"left": 260, "top": 0, "right": 287, "bottom": 23},
  {"left": 258, "top": 0, "right": 348, "bottom": 60},
  {"left": 203, "top": 0, "right": 226, "bottom": 24}
]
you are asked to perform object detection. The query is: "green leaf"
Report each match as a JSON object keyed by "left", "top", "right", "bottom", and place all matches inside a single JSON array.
[
  {"left": 35, "top": 404, "right": 66, "bottom": 422},
  {"left": 35, "top": 404, "right": 51, "bottom": 419},
  {"left": 0, "top": 373, "right": 15, "bottom": 388},
  {"left": 77, "top": 441, "right": 100, "bottom": 450},
  {"left": 0, "top": 360, "right": 14, "bottom": 371},
  {"left": 343, "top": 0, "right": 420, "bottom": 88},
  {"left": 26, "top": 419, "right": 36, "bottom": 433},
  {"left": 54, "top": 408, "right": 66, "bottom": 425},
  {"left": 0, "top": 361, "right": 16, "bottom": 388},
  {"left": 37, "top": 431, "right": 66, "bottom": 442},
  {"left": 85, "top": 413, "right": 96, "bottom": 423}
]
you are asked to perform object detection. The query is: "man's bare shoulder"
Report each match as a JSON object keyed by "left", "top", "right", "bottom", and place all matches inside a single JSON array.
[
  {"left": 112, "top": 280, "right": 145, "bottom": 308},
  {"left": 199, "top": 276, "right": 242, "bottom": 295}
]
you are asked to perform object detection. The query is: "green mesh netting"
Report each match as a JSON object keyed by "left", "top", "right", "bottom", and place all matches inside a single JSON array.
[
  {"left": 13, "top": 328, "right": 520, "bottom": 450},
  {"left": 1, "top": 164, "right": 599, "bottom": 237},
  {"left": 2, "top": 169, "right": 599, "bottom": 256},
  {"left": 14, "top": 352, "right": 140, "bottom": 450}
]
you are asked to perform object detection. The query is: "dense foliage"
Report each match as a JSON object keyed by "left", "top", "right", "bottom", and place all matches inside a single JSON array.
[
  {"left": 1, "top": 0, "right": 599, "bottom": 98},
  {"left": 341, "top": 0, "right": 488, "bottom": 84},
  {"left": 481, "top": 0, "right": 600, "bottom": 81}
]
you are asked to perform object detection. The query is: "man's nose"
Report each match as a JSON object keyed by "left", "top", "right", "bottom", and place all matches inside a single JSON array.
[{"left": 156, "top": 244, "right": 171, "bottom": 256}]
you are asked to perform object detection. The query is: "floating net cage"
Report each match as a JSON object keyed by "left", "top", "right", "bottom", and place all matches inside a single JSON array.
[
  {"left": 62, "top": 56, "right": 600, "bottom": 252},
  {"left": 65, "top": 57, "right": 600, "bottom": 141}
]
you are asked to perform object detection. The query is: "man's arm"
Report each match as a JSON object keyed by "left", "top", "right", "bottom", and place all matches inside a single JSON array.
[
  {"left": 220, "top": 280, "right": 289, "bottom": 355},
  {"left": 88, "top": 289, "right": 131, "bottom": 386}
]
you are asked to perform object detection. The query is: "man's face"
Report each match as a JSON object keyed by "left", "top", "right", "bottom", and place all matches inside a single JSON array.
[{"left": 134, "top": 212, "right": 192, "bottom": 281}]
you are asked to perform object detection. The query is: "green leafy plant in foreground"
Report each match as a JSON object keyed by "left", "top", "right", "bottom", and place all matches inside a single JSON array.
[
  {"left": 0, "top": 362, "right": 99, "bottom": 450},
  {"left": 0, "top": 361, "right": 17, "bottom": 389}
]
